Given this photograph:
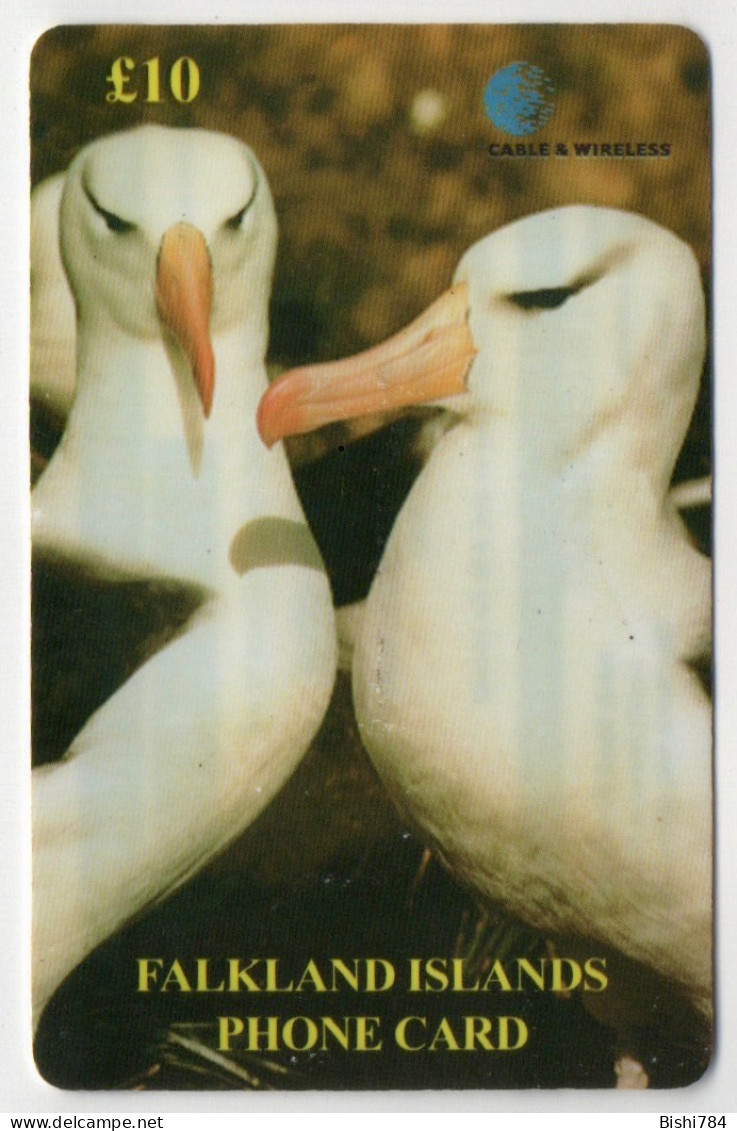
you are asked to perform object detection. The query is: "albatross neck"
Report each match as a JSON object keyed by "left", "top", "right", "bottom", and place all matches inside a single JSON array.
[
  {"left": 69, "top": 319, "right": 269, "bottom": 459},
  {"left": 34, "top": 317, "right": 306, "bottom": 585}
]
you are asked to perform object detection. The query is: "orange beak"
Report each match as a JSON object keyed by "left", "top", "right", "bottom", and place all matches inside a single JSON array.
[
  {"left": 257, "top": 283, "right": 476, "bottom": 447},
  {"left": 156, "top": 222, "right": 215, "bottom": 418}
]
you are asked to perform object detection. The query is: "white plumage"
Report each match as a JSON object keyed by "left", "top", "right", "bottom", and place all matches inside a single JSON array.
[
  {"left": 30, "top": 172, "right": 76, "bottom": 419},
  {"left": 32, "top": 125, "right": 336, "bottom": 1029},
  {"left": 258, "top": 206, "right": 712, "bottom": 1069}
]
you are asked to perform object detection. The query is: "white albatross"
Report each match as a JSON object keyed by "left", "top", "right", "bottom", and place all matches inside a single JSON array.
[
  {"left": 30, "top": 172, "right": 77, "bottom": 419},
  {"left": 257, "top": 206, "right": 712, "bottom": 1080},
  {"left": 32, "top": 125, "right": 336, "bottom": 1030}
]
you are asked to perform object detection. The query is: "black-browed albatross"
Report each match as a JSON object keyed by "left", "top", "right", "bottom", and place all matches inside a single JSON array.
[
  {"left": 32, "top": 125, "right": 337, "bottom": 1030},
  {"left": 258, "top": 205, "right": 712, "bottom": 1085}
]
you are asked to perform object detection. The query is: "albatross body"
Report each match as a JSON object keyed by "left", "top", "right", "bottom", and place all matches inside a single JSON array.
[
  {"left": 30, "top": 172, "right": 77, "bottom": 420},
  {"left": 32, "top": 126, "right": 336, "bottom": 1028},
  {"left": 258, "top": 207, "right": 712, "bottom": 1042}
]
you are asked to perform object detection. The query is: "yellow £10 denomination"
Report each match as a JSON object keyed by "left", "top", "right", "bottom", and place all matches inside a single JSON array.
[{"left": 106, "top": 57, "right": 200, "bottom": 104}]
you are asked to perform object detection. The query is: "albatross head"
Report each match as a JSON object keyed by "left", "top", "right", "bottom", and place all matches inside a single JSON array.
[
  {"left": 60, "top": 125, "right": 277, "bottom": 418},
  {"left": 258, "top": 206, "right": 705, "bottom": 486},
  {"left": 454, "top": 208, "right": 705, "bottom": 461}
]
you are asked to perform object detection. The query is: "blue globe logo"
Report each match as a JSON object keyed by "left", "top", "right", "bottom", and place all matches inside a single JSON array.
[{"left": 483, "top": 63, "right": 556, "bottom": 137}]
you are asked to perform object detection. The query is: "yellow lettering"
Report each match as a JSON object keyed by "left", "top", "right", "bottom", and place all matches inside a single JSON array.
[
  {"left": 295, "top": 959, "right": 328, "bottom": 992},
  {"left": 228, "top": 958, "right": 262, "bottom": 991},
  {"left": 395, "top": 1016, "right": 426, "bottom": 1050},
  {"left": 365, "top": 958, "right": 395, "bottom": 992},
  {"left": 247, "top": 1016, "right": 280, "bottom": 1051},
  {"left": 516, "top": 959, "right": 546, "bottom": 991},
  {"left": 583, "top": 957, "right": 608, "bottom": 991},
  {"left": 217, "top": 1016, "right": 244, "bottom": 1051},
  {"left": 550, "top": 958, "right": 582, "bottom": 993},
  {"left": 452, "top": 958, "right": 480, "bottom": 991},
  {"left": 196, "top": 958, "right": 224, "bottom": 992},
  {"left": 161, "top": 959, "right": 192, "bottom": 991},
  {"left": 283, "top": 1016, "right": 319, "bottom": 1051},
  {"left": 355, "top": 1016, "right": 382, "bottom": 1051},
  {"left": 464, "top": 1016, "right": 495, "bottom": 1050},
  {"left": 481, "top": 960, "right": 513, "bottom": 992},
  {"left": 428, "top": 1017, "right": 460, "bottom": 1051},
  {"left": 497, "top": 1016, "right": 528, "bottom": 1050},
  {"left": 137, "top": 958, "right": 164, "bottom": 991},
  {"left": 264, "top": 958, "right": 293, "bottom": 992},
  {"left": 170, "top": 56, "right": 200, "bottom": 103},
  {"left": 143, "top": 57, "right": 162, "bottom": 103},
  {"left": 330, "top": 959, "right": 360, "bottom": 991},
  {"left": 424, "top": 958, "right": 449, "bottom": 991},
  {"left": 105, "top": 55, "right": 201, "bottom": 106},
  {"left": 319, "top": 1016, "right": 351, "bottom": 1050},
  {"left": 106, "top": 57, "right": 137, "bottom": 104}
]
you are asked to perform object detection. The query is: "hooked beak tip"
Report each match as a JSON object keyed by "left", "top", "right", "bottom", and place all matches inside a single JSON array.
[
  {"left": 256, "top": 395, "right": 282, "bottom": 448},
  {"left": 254, "top": 282, "right": 475, "bottom": 444}
]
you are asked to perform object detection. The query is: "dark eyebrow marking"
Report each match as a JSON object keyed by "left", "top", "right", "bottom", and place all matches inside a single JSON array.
[
  {"left": 83, "top": 183, "right": 136, "bottom": 234},
  {"left": 224, "top": 177, "right": 259, "bottom": 230},
  {"left": 508, "top": 248, "right": 633, "bottom": 313},
  {"left": 508, "top": 285, "right": 580, "bottom": 311}
]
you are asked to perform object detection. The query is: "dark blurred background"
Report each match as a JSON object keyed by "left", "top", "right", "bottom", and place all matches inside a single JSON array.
[{"left": 30, "top": 25, "right": 712, "bottom": 1090}]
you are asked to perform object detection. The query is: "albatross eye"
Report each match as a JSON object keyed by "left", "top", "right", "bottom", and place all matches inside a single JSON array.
[
  {"left": 508, "top": 285, "right": 579, "bottom": 311},
  {"left": 84, "top": 186, "right": 136, "bottom": 234},
  {"left": 102, "top": 211, "right": 134, "bottom": 234},
  {"left": 224, "top": 205, "right": 249, "bottom": 231},
  {"left": 223, "top": 181, "right": 258, "bottom": 231}
]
